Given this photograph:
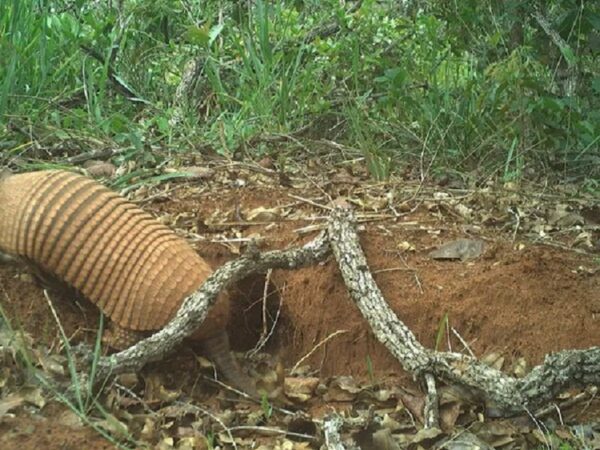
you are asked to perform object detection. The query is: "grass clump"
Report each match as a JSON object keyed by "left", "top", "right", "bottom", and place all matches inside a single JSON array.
[{"left": 0, "top": 0, "right": 598, "bottom": 182}]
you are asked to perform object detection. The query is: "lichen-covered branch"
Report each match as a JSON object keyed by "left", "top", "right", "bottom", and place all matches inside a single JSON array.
[
  {"left": 95, "top": 206, "right": 600, "bottom": 417},
  {"left": 96, "top": 233, "right": 330, "bottom": 378},
  {"left": 323, "top": 414, "right": 349, "bottom": 450},
  {"left": 326, "top": 206, "right": 600, "bottom": 415}
]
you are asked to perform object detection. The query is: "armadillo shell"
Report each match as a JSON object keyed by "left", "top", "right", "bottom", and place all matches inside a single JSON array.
[{"left": 0, "top": 170, "right": 227, "bottom": 334}]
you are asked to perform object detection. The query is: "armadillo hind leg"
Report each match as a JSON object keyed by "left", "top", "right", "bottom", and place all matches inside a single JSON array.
[
  {"left": 201, "top": 330, "right": 257, "bottom": 396},
  {"left": 105, "top": 326, "right": 257, "bottom": 396}
]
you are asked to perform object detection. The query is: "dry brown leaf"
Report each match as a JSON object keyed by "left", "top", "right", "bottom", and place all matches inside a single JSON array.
[
  {"left": 116, "top": 372, "right": 139, "bottom": 389},
  {"left": 511, "top": 357, "right": 528, "bottom": 378},
  {"left": 33, "top": 350, "right": 66, "bottom": 376},
  {"left": 488, "top": 435, "right": 516, "bottom": 448},
  {"left": 372, "top": 428, "right": 401, "bottom": 449},
  {"left": 195, "top": 355, "right": 214, "bottom": 370},
  {"left": 0, "top": 394, "right": 24, "bottom": 417},
  {"left": 439, "top": 401, "right": 461, "bottom": 431},
  {"left": 20, "top": 385, "right": 46, "bottom": 409},
  {"left": 409, "top": 427, "right": 443, "bottom": 448},
  {"left": 155, "top": 436, "right": 175, "bottom": 449},
  {"left": 554, "top": 427, "right": 574, "bottom": 440},
  {"left": 380, "top": 413, "right": 402, "bottom": 432},
  {"left": 246, "top": 206, "right": 281, "bottom": 222},
  {"left": 548, "top": 205, "right": 585, "bottom": 228},
  {"left": 399, "top": 391, "right": 425, "bottom": 424},
  {"left": 57, "top": 409, "right": 84, "bottom": 428},
  {"left": 324, "top": 376, "right": 362, "bottom": 402},
  {"left": 284, "top": 377, "right": 319, "bottom": 402},
  {"left": 92, "top": 414, "right": 130, "bottom": 439},
  {"left": 140, "top": 417, "right": 157, "bottom": 441},
  {"left": 144, "top": 373, "right": 181, "bottom": 404},
  {"left": 332, "top": 197, "right": 351, "bottom": 209},
  {"left": 176, "top": 436, "right": 204, "bottom": 450},
  {"left": 454, "top": 203, "right": 474, "bottom": 220},
  {"left": 433, "top": 192, "right": 451, "bottom": 200},
  {"left": 397, "top": 241, "right": 415, "bottom": 252},
  {"left": 363, "top": 194, "right": 389, "bottom": 212},
  {"left": 181, "top": 166, "right": 215, "bottom": 180},
  {"left": 481, "top": 352, "right": 505, "bottom": 371},
  {"left": 442, "top": 431, "right": 495, "bottom": 449},
  {"left": 573, "top": 231, "right": 594, "bottom": 249},
  {"left": 331, "top": 168, "right": 358, "bottom": 184},
  {"left": 531, "top": 428, "right": 561, "bottom": 447},
  {"left": 257, "top": 156, "right": 275, "bottom": 169},
  {"left": 0, "top": 368, "right": 8, "bottom": 390},
  {"left": 429, "top": 239, "right": 485, "bottom": 261},
  {"left": 373, "top": 389, "right": 395, "bottom": 402}
]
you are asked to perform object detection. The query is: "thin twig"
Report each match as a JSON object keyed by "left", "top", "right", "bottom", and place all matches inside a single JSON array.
[
  {"left": 43, "top": 290, "right": 70, "bottom": 354},
  {"left": 227, "top": 425, "right": 317, "bottom": 441},
  {"left": 248, "top": 271, "right": 282, "bottom": 357},
  {"left": 261, "top": 269, "right": 271, "bottom": 337},
  {"left": 451, "top": 327, "right": 476, "bottom": 358},
  {"left": 291, "top": 329, "right": 349, "bottom": 374},
  {"left": 288, "top": 193, "right": 333, "bottom": 211},
  {"left": 372, "top": 266, "right": 417, "bottom": 274},
  {"left": 534, "top": 387, "right": 597, "bottom": 418},
  {"left": 509, "top": 207, "right": 521, "bottom": 243}
]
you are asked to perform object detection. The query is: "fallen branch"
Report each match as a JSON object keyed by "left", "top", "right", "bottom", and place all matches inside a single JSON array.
[
  {"left": 532, "top": 8, "right": 577, "bottom": 96},
  {"left": 93, "top": 207, "right": 600, "bottom": 418},
  {"left": 423, "top": 373, "right": 440, "bottom": 429},
  {"left": 323, "top": 414, "right": 353, "bottom": 450},
  {"left": 169, "top": 56, "right": 205, "bottom": 128},
  {"left": 95, "top": 233, "right": 330, "bottom": 378},
  {"left": 326, "top": 206, "right": 600, "bottom": 416}
]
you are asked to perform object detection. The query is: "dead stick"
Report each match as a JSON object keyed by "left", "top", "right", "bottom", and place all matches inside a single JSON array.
[
  {"left": 326, "top": 206, "right": 600, "bottom": 416},
  {"left": 95, "top": 232, "right": 330, "bottom": 378}
]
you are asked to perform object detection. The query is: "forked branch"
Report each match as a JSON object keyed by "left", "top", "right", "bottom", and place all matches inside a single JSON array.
[
  {"left": 96, "top": 207, "right": 600, "bottom": 416},
  {"left": 95, "top": 233, "right": 330, "bottom": 378},
  {"left": 326, "top": 206, "right": 600, "bottom": 415}
]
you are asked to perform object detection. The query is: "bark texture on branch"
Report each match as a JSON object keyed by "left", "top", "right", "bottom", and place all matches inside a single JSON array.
[
  {"left": 92, "top": 206, "right": 599, "bottom": 417},
  {"left": 326, "top": 206, "right": 600, "bottom": 415},
  {"left": 95, "top": 233, "right": 330, "bottom": 378}
]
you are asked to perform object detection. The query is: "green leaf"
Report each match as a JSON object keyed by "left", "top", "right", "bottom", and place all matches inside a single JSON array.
[
  {"left": 209, "top": 23, "right": 224, "bottom": 46},
  {"left": 585, "top": 12, "right": 600, "bottom": 31},
  {"left": 559, "top": 45, "right": 577, "bottom": 67},
  {"left": 184, "top": 24, "right": 210, "bottom": 47},
  {"left": 434, "top": 313, "right": 449, "bottom": 351}
]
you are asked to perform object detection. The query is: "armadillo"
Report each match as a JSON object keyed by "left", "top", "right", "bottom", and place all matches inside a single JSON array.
[{"left": 0, "top": 170, "right": 253, "bottom": 391}]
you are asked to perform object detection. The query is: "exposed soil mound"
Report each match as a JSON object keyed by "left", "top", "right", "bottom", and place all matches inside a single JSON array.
[
  {"left": 2, "top": 183, "right": 597, "bottom": 378},
  {"left": 1, "top": 175, "right": 598, "bottom": 449}
]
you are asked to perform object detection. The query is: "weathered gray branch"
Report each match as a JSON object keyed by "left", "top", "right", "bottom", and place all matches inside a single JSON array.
[
  {"left": 93, "top": 207, "right": 600, "bottom": 417},
  {"left": 169, "top": 56, "right": 205, "bottom": 128},
  {"left": 326, "top": 206, "right": 600, "bottom": 415},
  {"left": 95, "top": 233, "right": 330, "bottom": 378},
  {"left": 423, "top": 373, "right": 440, "bottom": 429},
  {"left": 323, "top": 414, "right": 350, "bottom": 450}
]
